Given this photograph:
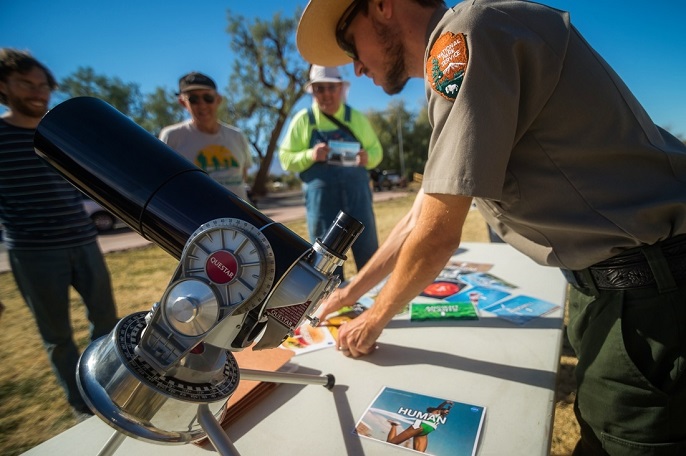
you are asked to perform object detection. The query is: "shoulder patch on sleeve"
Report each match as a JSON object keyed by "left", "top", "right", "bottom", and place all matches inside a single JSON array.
[{"left": 426, "top": 32, "right": 469, "bottom": 101}]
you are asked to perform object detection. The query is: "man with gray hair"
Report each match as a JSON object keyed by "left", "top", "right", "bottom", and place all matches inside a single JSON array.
[{"left": 160, "top": 71, "right": 251, "bottom": 201}]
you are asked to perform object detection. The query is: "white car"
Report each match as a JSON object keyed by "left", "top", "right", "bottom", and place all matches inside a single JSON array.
[{"left": 82, "top": 198, "right": 118, "bottom": 232}]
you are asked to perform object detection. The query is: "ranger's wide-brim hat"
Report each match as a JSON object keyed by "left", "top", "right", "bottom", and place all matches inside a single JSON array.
[{"left": 297, "top": 0, "right": 355, "bottom": 67}]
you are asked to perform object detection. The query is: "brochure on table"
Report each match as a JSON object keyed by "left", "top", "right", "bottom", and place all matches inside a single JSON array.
[
  {"left": 280, "top": 259, "right": 559, "bottom": 354},
  {"left": 354, "top": 386, "right": 486, "bottom": 456}
]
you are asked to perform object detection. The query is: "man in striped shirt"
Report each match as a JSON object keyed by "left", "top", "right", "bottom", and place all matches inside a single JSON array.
[{"left": 0, "top": 48, "right": 118, "bottom": 421}]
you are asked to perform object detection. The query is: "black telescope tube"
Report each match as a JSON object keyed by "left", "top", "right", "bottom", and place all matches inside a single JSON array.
[{"left": 33, "top": 97, "right": 309, "bottom": 278}]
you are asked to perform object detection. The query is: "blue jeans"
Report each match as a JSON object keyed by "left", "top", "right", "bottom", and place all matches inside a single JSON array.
[
  {"left": 301, "top": 164, "right": 378, "bottom": 276},
  {"left": 9, "top": 242, "right": 118, "bottom": 412}
]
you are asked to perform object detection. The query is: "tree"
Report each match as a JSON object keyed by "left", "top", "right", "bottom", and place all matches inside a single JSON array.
[
  {"left": 366, "top": 100, "right": 430, "bottom": 180},
  {"left": 405, "top": 105, "right": 431, "bottom": 177},
  {"left": 222, "top": 8, "right": 309, "bottom": 197},
  {"left": 57, "top": 67, "right": 145, "bottom": 124},
  {"left": 57, "top": 67, "right": 184, "bottom": 138},
  {"left": 138, "top": 87, "right": 186, "bottom": 136}
]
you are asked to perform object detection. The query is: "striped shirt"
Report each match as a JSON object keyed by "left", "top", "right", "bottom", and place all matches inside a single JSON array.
[{"left": 0, "top": 118, "right": 97, "bottom": 250}]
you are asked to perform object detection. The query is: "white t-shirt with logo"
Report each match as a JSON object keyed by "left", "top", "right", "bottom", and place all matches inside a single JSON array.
[{"left": 159, "top": 120, "right": 250, "bottom": 200}]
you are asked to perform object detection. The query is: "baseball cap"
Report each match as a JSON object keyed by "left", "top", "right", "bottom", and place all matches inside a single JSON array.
[
  {"left": 305, "top": 65, "right": 350, "bottom": 93},
  {"left": 297, "top": 0, "right": 355, "bottom": 66},
  {"left": 177, "top": 72, "right": 217, "bottom": 94}
]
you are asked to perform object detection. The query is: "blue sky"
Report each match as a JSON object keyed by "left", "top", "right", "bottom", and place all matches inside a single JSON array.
[{"left": 1, "top": 0, "right": 685, "bottom": 137}]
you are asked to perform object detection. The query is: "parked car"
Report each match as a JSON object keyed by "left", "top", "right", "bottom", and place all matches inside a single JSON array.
[
  {"left": 82, "top": 198, "right": 118, "bottom": 232},
  {"left": 372, "top": 169, "right": 406, "bottom": 191}
]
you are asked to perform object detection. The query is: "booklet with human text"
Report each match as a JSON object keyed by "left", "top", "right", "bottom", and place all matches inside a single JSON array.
[{"left": 354, "top": 386, "right": 486, "bottom": 456}]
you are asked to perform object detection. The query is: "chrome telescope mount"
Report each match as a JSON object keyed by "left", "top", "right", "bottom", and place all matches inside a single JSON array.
[
  {"left": 33, "top": 97, "right": 364, "bottom": 456},
  {"left": 78, "top": 214, "right": 361, "bottom": 456}
]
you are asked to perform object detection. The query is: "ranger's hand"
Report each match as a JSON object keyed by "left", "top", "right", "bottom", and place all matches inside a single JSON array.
[{"left": 336, "top": 311, "right": 382, "bottom": 358}]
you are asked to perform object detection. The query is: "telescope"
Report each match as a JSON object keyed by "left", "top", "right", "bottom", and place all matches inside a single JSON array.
[{"left": 34, "top": 97, "right": 364, "bottom": 455}]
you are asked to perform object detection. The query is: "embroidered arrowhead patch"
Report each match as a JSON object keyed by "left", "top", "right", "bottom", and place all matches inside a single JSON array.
[{"left": 426, "top": 32, "right": 469, "bottom": 101}]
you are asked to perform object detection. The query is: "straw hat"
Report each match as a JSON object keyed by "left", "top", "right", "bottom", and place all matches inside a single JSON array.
[{"left": 297, "top": 0, "right": 356, "bottom": 66}]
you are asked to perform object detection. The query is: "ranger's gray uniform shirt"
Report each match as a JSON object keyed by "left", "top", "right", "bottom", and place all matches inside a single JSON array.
[{"left": 422, "top": 0, "right": 686, "bottom": 270}]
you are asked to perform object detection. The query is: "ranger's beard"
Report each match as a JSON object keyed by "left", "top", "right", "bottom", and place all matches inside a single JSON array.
[{"left": 372, "top": 17, "right": 410, "bottom": 95}]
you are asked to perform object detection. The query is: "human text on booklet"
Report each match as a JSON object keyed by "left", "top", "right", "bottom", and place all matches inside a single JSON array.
[{"left": 354, "top": 386, "right": 485, "bottom": 455}]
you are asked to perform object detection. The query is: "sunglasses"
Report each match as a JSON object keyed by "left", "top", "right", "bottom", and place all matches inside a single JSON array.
[
  {"left": 186, "top": 93, "right": 216, "bottom": 105},
  {"left": 336, "top": 0, "right": 366, "bottom": 61}
]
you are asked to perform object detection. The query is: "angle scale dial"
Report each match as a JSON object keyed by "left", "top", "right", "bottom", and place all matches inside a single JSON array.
[
  {"left": 180, "top": 218, "right": 276, "bottom": 315},
  {"left": 119, "top": 312, "right": 240, "bottom": 401}
]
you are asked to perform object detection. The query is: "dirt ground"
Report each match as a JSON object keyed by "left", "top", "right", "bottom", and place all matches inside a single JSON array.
[{"left": 551, "top": 312, "right": 581, "bottom": 455}]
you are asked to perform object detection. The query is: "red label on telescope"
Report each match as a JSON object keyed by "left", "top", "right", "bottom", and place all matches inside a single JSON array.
[{"left": 206, "top": 250, "right": 238, "bottom": 284}]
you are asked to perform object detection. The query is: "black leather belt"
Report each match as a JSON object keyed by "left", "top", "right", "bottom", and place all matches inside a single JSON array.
[{"left": 562, "top": 234, "right": 686, "bottom": 290}]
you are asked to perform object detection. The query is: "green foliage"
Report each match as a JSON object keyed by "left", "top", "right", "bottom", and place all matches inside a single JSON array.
[
  {"left": 57, "top": 67, "right": 145, "bottom": 123},
  {"left": 280, "top": 171, "right": 303, "bottom": 189},
  {"left": 52, "top": 12, "right": 435, "bottom": 193},
  {"left": 222, "top": 8, "right": 309, "bottom": 196},
  {"left": 366, "top": 101, "right": 430, "bottom": 180},
  {"left": 139, "top": 87, "right": 186, "bottom": 136},
  {"left": 56, "top": 67, "right": 185, "bottom": 136}
]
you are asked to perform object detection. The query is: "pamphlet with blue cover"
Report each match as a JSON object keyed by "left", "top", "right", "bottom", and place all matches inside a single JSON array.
[
  {"left": 479, "top": 295, "right": 559, "bottom": 325},
  {"left": 354, "top": 386, "right": 486, "bottom": 455},
  {"left": 279, "top": 260, "right": 560, "bottom": 354}
]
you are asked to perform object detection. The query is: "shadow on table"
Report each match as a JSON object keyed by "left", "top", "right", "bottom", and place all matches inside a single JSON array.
[
  {"left": 360, "top": 343, "right": 557, "bottom": 390},
  {"left": 224, "top": 366, "right": 367, "bottom": 455}
]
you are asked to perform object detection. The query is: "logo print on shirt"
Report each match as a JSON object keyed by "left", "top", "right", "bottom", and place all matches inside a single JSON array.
[
  {"left": 195, "top": 144, "right": 239, "bottom": 172},
  {"left": 426, "top": 32, "right": 469, "bottom": 101}
]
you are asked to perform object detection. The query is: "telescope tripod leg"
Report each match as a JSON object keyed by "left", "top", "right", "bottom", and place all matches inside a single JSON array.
[
  {"left": 198, "top": 369, "right": 336, "bottom": 456},
  {"left": 239, "top": 368, "right": 336, "bottom": 390},
  {"left": 197, "top": 404, "right": 241, "bottom": 456},
  {"left": 96, "top": 370, "right": 335, "bottom": 456},
  {"left": 97, "top": 429, "right": 126, "bottom": 456}
]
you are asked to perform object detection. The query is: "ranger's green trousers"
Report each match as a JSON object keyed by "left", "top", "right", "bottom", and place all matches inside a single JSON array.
[{"left": 567, "top": 254, "right": 686, "bottom": 455}]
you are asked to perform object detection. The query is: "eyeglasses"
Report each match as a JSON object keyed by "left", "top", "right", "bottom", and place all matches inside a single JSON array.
[
  {"left": 312, "top": 84, "right": 341, "bottom": 95},
  {"left": 336, "top": 0, "right": 366, "bottom": 61},
  {"left": 185, "top": 93, "right": 216, "bottom": 104}
]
